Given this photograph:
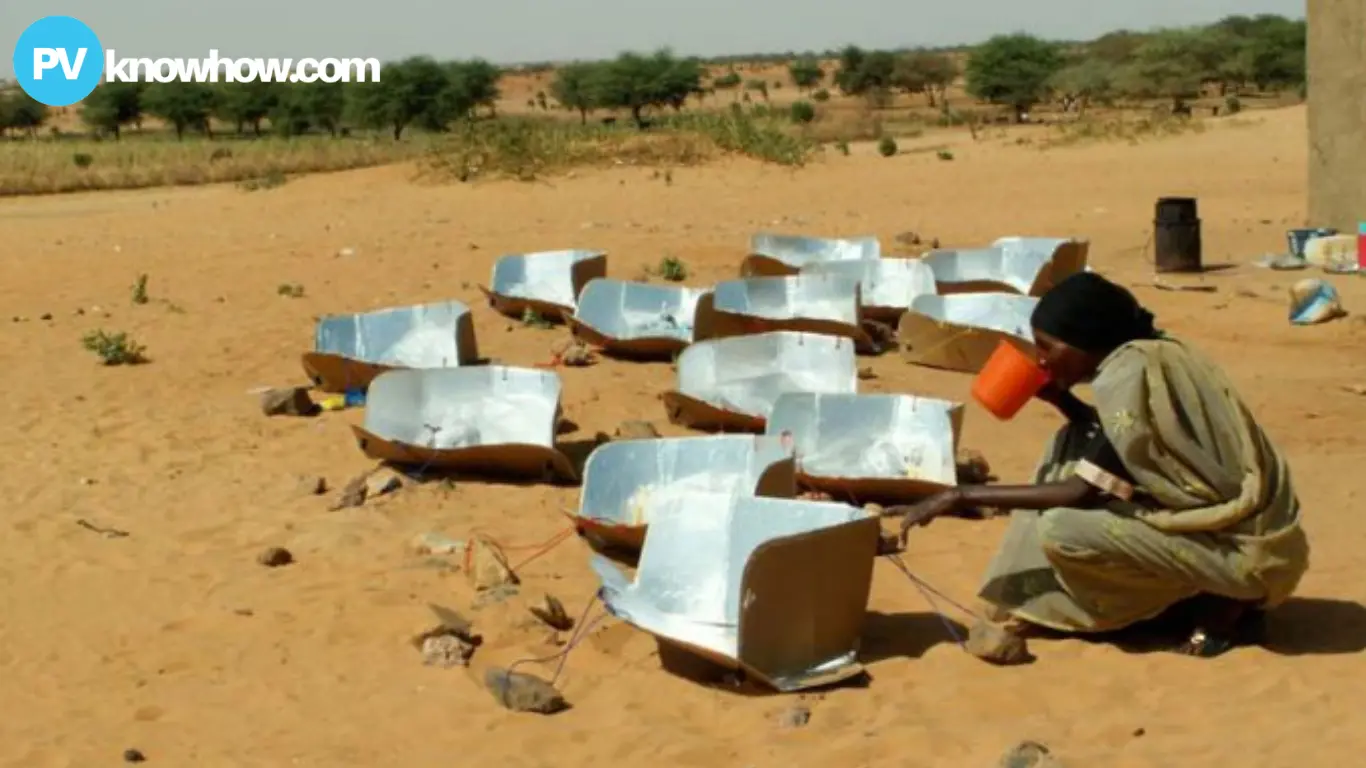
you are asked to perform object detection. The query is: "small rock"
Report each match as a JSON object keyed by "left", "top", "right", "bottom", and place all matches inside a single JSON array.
[
  {"left": 777, "top": 704, "right": 811, "bottom": 728},
  {"left": 863, "top": 502, "right": 885, "bottom": 516},
  {"left": 123, "top": 748, "right": 147, "bottom": 763},
  {"left": 410, "top": 532, "right": 466, "bottom": 556},
  {"left": 296, "top": 475, "right": 327, "bottom": 495},
  {"left": 473, "top": 583, "right": 520, "bottom": 608},
  {"left": 529, "top": 594, "right": 575, "bottom": 631},
  {"left": 365, "top": 468, "right": 404, "bottom": 499},
  {"left": 560, "top": 342, "right": 596, "bottom": 367},
  {"left": 965, "top": 620, "right": 1031, "bottom": 666},
  {"left": 857, "top": 366, "right": 877, "bottom": 380},
  {"left": 259, "top": 387, "right": 318, "bottom": 417},
  {"left": 550, "top": 338, "right": 595, "bottom": 367},
  {"left": 330, "top": 471, "right": 371, "bottom": 510},
  {"left": 40, "top": 313, "right": 52, "bottom": 321},
  {"left": 998, "top": 740, "right": 1062, "bottom": 768},
  {"left": 468, "top": 535, "right": 519, "bottom": 590},
  {"left": 420, "top": 633, "right": 476, "bottom": 667},
  {"left": 613, "top": 420, "right": 661, "bottom": 440},
  {"left": 876, "top": 531, "right": 902, "bottom": 555},
  {"left": 337, "top": 247, "right": 356, "bottom": 258},
  {"left": 956, "top": 448, "right": 993, "bottom": 484},
  {"left": 1132, "top": 727, "right": 1146, "bottom": 737},
  {"left": 893, "top": 231, "right": 922, "bottom": 246},
  {"left": 484, "top": 667, "right": 568, "bottom": 714},
  {"left": 257, "top": 547, "right": 293, "bottom": 567}
]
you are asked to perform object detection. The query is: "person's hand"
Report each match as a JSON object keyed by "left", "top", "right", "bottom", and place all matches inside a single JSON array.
[{"left": 890, "top": 490, "right": 963, "bottom": 546}]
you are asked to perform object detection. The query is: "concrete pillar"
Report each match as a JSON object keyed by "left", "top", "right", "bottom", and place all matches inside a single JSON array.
[{"left": 1307, "top": 0, "right": 1366, "bottom": 232}]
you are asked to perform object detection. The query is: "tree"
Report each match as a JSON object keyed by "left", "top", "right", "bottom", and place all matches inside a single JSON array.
[
  {"left": 1048, "top": 58, "right": 1116, "bottom": 116},
  {"left": 348, "top": 56, "right": 450, "bottom": 139},
  {"left": 0, "top": 90, "right": 49, "bottom": 136},
  {"left": 788, "top": 58, "right": 824, "bottom": 91},
  {"left": 834, "top": 46, "right": 896, "bottom": 96},
  {"left": 593, "top": 50, "right": 701, "bottom": 128},
  {"left": 449, "top": 59, "right": 502, "bottom": 117},
  {"left": 142, "top": 82, "right": 215, "bottom": 139},
  {"left": 271, "top": 81, "right": 345, "bottom": 136},
  {"left": 892, "top": 51, "right": 957, "bottom": 107},
  {"left": 964, "top": 34, "right": 1064, "bottom": 121},
  {"left": 214, "top": 81, "right": 278, "bottom": 135},
  {"left": 549, "top": 62, "right": 603, "bottom": 123},
  {"left": 1116, "top": 30, "right": 1210, "bottom": 109},
  {"left": 81, "top": 82, "right": 143, "bottom": 139}
]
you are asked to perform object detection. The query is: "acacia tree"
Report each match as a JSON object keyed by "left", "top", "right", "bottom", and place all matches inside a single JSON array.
[
  {"left": 81, "top": 82, "right": 143, "bottom": 139},
  {"left": 1048, "top": 58, "right": 1116, "bottom": 115},
  {"left": 142, "top": 82, "right": 216, "bottom": 139},
  {"left": 549, "top": 61, "right": 603, "bottom": 123},
  {"left": 348, "top": 56, "right": 450, "bottom": 139},
  {"left": 892, "top": 51, "right": 957, "bottom": 107},
  {"left": 787, "top": 58, "right": 824, "bottom": 92},
  {"left": 0, "top": 89, "right": 49, "bottom": 136},
  {"left": 964, "top": 34, "right": 1064, "bottom": 121},
  {"left": 271, "top": 81, "right": 345, "bottom": 136},
  {"left": 1115, "top": 31, "right": 1209, "bottom": 109},
  {"left": 593, "top": 50, "right": 701, "bottom": 128},
  {"left": 214, "top": 81, "right": 277, "bottom": 135}
]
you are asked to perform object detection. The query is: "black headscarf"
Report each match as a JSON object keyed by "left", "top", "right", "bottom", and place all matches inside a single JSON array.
[{"left": 1030, "top": 272, "right": 1159, "bottom": 354}]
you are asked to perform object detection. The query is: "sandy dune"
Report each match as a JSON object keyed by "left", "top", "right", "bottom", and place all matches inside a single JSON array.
[{"left": 3, "top": 105, "right": 1365, "bottom": 767}]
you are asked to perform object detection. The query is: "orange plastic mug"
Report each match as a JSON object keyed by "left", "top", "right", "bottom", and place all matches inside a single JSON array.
[{"left": 972, "top": 340, "right": 1051, "bottom": 420}]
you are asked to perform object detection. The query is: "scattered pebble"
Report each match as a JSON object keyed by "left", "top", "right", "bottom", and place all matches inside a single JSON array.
[
  {"left": 965, "top": 620, "right": 1031, "bottom": 666},
  {"left": 257, "top": 546, "right": 293, "bottom": 568},
  {"left": 857, "top": 366, "right": 877, "bottom": 380},
  {"left": 410, "top": 532, "right": 466, "bottom": 557},
  {"left": 365, "top": 468, "right": 404, "bottom": 499},
  {"left": 863, "top": 502, "right": 885, "bottom": 516},
  {"left": 777, "top": 704, "right": 811, "bottom": 728},
  {"left": 484, "top": 667, "right": 568, "bottom": 714},
  {"left": 474, "top": 583, "right": 520, "bottom": 608},
  {"left": 468, "top": 535, "right": 520, "bottom": 590},
  {"left": 122, "top": 748, "right": 146, "bottom": 763},
  {"left": 296, "top": 475, "right": 327, "bottom": 496},
  {"left": 418, "top": 633, "right": 477, "bottom": 668},
  {"left": 998, "top": 740, "right": 1062, "bottom": 768},
  {"left": 259, "top": 387, "right": 318, "bottom": 417}
]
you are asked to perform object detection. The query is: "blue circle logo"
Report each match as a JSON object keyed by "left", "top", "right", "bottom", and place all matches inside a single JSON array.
[{"left": 12, "top": 16, "right": 105, "bottom": 107}]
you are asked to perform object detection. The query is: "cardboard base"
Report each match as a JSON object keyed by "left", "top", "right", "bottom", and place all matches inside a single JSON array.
[
  {"left": 566, "top": 316, "right": 689, "bottom": 360},
  {"left": 351, "top": 426, "right": 578, "bottom": 483},
  {"left": 661, "top": 391, "right": 766, "bottom": 433},
  {"left": 896, "top": 313, "right": 1036, "bottom": 374},
  {"left": 301, "top": 352, "right": 396, "bottom": 393}
]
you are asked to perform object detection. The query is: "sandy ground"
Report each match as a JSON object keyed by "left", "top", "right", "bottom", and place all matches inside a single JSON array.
[{"left": 3, "top": 105, "right": 1365, "bottom": 767}]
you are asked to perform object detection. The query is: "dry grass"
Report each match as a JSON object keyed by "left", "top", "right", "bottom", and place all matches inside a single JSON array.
[
  {"left": 2, "top": 110, "right": 815, "bottom": 196},
  {"left": 0, "top": 135, "right": 430, "bottom": 196},
  {"left": 1036, "top": 112, "right": 1210, "bottom": 149}
]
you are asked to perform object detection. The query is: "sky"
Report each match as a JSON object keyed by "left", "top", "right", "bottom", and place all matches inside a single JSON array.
[{"left": 2, "top": 0, "right": 1305, "bottom": 79}]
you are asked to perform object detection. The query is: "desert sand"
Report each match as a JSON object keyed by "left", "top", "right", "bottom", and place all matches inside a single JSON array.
[{"left": 3, "top": 105, "right": 1365, "bottom": 767}]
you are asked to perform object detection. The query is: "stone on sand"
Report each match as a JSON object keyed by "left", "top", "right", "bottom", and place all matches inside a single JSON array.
[
  {"left": 483, "top": 667, "right": 568, "bottom": 714},
  {"left": 965, "top": 620, "right": 1031, "bottom": 666},
  {"left": 998, "top": 740, "right": 1063, "bottom": 767},
  {"left": 468, "top": 535, "right": 519, "bottom": 590},
  {"left": 260, "top": 386, "right": 318, "bottom": 417}
]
